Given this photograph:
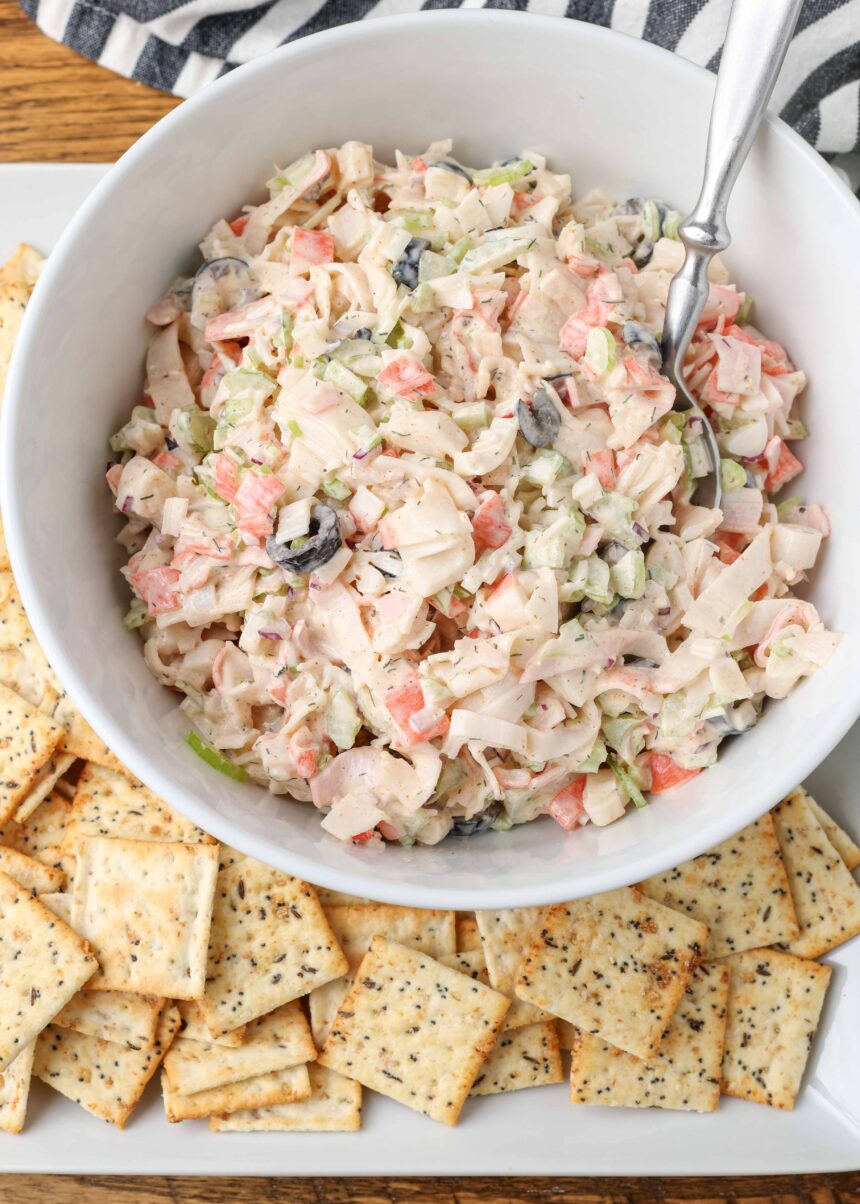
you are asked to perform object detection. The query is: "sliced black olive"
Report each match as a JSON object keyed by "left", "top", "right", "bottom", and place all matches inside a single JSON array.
[
  {"left": 428, "top": 160, "right": 473, "bottom": 183},
  {"left": 516, "top": 387, "right": 560, "bottom": 449},
  {"left": 354, "top": 327, "right": 373, "bottom": 340},
  {"left": 391, "top": 238, "right": 430, "bottom": 290},
  {"left": 613, "top": 197, "right": 645, "bottom": 216},
  {"left": 631, "top": 237, "right": 654, "bottom": 267},
  {"left": 449, "top": 803, "right": 500, "bottom": 838},
  {"left": 165, "top": 436, "right": 179, "bottom": 451},
  {"left": 192, "top": 257, "right": 259, "bottom": 322},
  {"left": 265, "top": 504, "right": 341, "bottom": 575},
  {"left": 622, "top": 320, "right": 661, "bottom": 365}
]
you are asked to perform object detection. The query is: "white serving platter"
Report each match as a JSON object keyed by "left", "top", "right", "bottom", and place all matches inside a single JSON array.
[{"left": 0, "top": 164, "right": 858, "bottom": 1177}]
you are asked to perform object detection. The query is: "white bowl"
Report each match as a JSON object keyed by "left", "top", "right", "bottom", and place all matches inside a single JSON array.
[{"left": 4, "top": 12, "right": 860, "bottom": 909}]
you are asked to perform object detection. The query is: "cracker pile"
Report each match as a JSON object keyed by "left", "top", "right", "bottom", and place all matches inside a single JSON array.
[{"left": 0, "top": 245, "right": 857, "bottom": 1135}]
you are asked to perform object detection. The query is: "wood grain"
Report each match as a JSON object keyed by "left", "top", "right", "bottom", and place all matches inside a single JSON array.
[
  {"left": 0, "top": 4, "right": 858, "bottom": 1201},
  {"left": 3, "top": 1175, "right": 860, "bottom": 1202},
  {"left": 0, "top": 1, "right": 177, "bottom": 162}
]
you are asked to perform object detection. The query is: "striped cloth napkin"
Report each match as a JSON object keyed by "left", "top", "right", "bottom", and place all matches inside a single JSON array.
[{"left": 19, "top": 0, "right": 860, "bottom": 190}]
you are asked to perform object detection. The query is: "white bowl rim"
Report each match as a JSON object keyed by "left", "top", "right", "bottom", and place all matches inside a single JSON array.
[{"left": 4, "top": 10, "right": 860, "bottom": 909}]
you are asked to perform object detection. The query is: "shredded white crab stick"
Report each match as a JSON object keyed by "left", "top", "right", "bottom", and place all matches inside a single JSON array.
[{"left": 108, "top": 140, "right": 837, "bottom": 846}]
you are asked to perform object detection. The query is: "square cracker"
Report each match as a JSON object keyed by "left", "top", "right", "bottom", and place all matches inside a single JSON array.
[
  {"left": 164, "top": 1001, "right": 315, "bottom": 1096},
  {"left": 309, "top": 904, "right": 455, "bottom": 1046},
  {"left": 515, "top": 887, "right": 709, "bottom": 1061},
  {"left": 720, "top": 948, "right": 831, "bottom": 1109},
  {"left": 13, "top": 789, "right": 70, "bottom": 866},
  {"left": 52, "top": 989, "right": 164, "bottom": 1049},
  {"left": 71, "top": 836, "right": 218, "bottom": 999},
  {"left": 0, "top": 845, "right": 64, "bottom": 894},
  {"left": 0, "top": 1042, "right": 35, "bottom": 1133},
  {"left": 210, "top": 1063, "right": 361, "bottom": 1132},
  {"left": 0, "top": 283, "right": 29, "bottom": 402},
  {"left": 437, "top": 948, "right": 544, "bottom": 1035},
  {"left": 62, "top": 763, "right": 215, "bottom": 851},
  {"left": 13, "top": 752, "right": 75, "bottom": 825},
  {"left": 163, "top": 1063, "right": 311, "bottom": 1122},
  {"left": 199, "top": 858, "right": 348, "bottom": 1036},
  {"left": 0, "top": 244, "right": 44, "bottom": 290},
  {"left": 771, "top": 789, "right": 860, "bottom": 958},
  {"left": 176, "top": 1001, "right": 246, "bottom": 1048},
  {"left": 38, "top": 891, "right": 73, "bottom": 925},
  {"left": 469, "top": 1020, "right": 563, "bottom": 1097},
  {"left": 803, "top": 792, "right": 860, "bottom": 872},
  {"left": 569, "top": 961, "right": 731, "bottom": 1113},
  {"left": 319, "top": 935, "right": 510, "bottom": 1125},
  {"left": 476, "top": 908, "right": 551, "bottom": 1029},
  {"left": 0, "top": 870, "right": 97, "bottom": 1071},
  {"left": 0, "top": 682, "right": 64, "bottom": 823},
  {"left": 456, "top": 914, "right": 482, "bottom": 953},
  {"left": 639, "top": 813, "right": 799, "bottom": 958},
  {"left": 34, "top": 1004, "right": 181, "bottom": 1128}
]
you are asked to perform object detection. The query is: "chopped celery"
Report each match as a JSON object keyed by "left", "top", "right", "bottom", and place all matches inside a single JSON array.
[
  {"left": 642, "top": 199, "right": 663, "bottom": 242},
  {"left": 420, "top": 675, "right": 454, "bottom": 709},
  {"left": 661, "top": 411, "right": 686, "bottom": 445},
  {"left": 736, "top": 294, "right": 754, "bottom": 325},
  {"left": 608, "top": 757, "right": 648, "bottom": 809},
  {"left": 324, "top": 359, "right": 368, "bottom": 404},
  {"left": 418, "top": 250, "right": 456, "bottom": 283},
  {"left": 575, "top": 736, "right": 607, "bottom": 774},
  {"left": 322, "top": 477, "right": 351, "bottom": 501},
  {"left": 776, "top": 493, "right": 802, "bottom": 517},
  {"left": 287, "top": 419, "right": 303, "bottom": 438},
  {"left": 386, "top": 321, "right": 411, "bottom": 350},
  {"left": 662, "top": 209, "right": 682, "bottom": 239},
  {"left": 520, "top": 449, "right": 567, "bottom": 488},
  {"left": 186, "top": 731, "right": 248, "bottom": 782},
  {"left": 459, "top": 236, "right": 535, "bottom": 274},
  {"left": 172, "top": 406, "right": 216, "bottom": 455},
  {"left": 410, "top": 284, "right": 437, "bottom": 313},
  {"left": 584, "top": 326, "right": 617, "bottom": 376},
  {"left": 223, "top": 368, "right": 276, "bottom": 399},
  {"left": 787, "top": 419, "right": 808, "bottom": 440},
  {"left": 610, "top": 548, "right": 646, "bottom": 599},
  {"left": 472, "top": 159, "right": 533, "bottom": 187},
  {"left": 222, "top": 395, "right": 254, "bottom": 424},
  {"left": 275, "top": 313, "right": 293, "bottom": 352},
  {"left": 720, "top": 458, "right": 747, "bottom": 492},
  {"left": 267, "top": 151, "right": 318, "bottom": 193},
  {"left": 452, "top": 402, "right": 490, "bottom": 433},
  {"left": 568, "top": 556, "right": 614, "bottom": 606},
  {"left": 582, "top": 237, "right": 608, "bottom": 260},
  {"left": 448, "top": 235, "right": 473, "bottom": 264},
  {"left": 325, "top": 689, "right": 362, "bottom": 751},
  {"left": 123, "top": 600, "right": 147, "bottom": 630},
  {"left": 110, "top": 405, "right": 163, "bottom": 454}
]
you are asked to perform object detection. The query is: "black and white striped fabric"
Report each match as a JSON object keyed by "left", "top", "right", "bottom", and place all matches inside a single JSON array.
[{"left": 19, "top": 0, "right": 860, "bottom": 189}]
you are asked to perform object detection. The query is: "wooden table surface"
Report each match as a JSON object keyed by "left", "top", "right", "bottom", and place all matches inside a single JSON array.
[{"left": 0, "top": 2, "right": 858, "bottom": 1201}]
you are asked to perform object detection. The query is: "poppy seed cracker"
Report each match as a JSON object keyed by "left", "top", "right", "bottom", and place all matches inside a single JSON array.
[
  {"left": 319, "top": 935, "right": 510, "bottom": 1125},
  {"left": 720, "top": 948, "right": 831, "bottom": 1109},
  {"left": 34, "top": 1004, "right": 181, "bottom": 1127},
  {"left": 771, "top": 788, "right": 860, "bottom": 958},
  {"left": 515, "top": 887, "right": 708, "bottom": 1060},
  {"left": 210, "top": 1063, "right": 361, "bottom": 1132},
  {"left": 163, "top": 1001, "right": 315, "bottom": 1096},
  {"left": 0, "top": 869, "right": 97, "bottom": 1071},
  {"left": 198, "top": 857, "right": 348, "bottom": 1036},
  {"left": 639, "top": 813, "right": 799, "bottom": 957},
  {"left": 71, "top": 837, "right": 219, "bottom": 999},
  {"left": 570, "top": 961, "right": 731, "bottom": 1112}
]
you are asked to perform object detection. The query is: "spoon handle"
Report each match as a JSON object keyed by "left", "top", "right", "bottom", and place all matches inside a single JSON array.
[{"left": 663, "top": 0, "right": 803, "bottom": 369}]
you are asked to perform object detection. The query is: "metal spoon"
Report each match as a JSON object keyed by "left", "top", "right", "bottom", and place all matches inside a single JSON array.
[{"left": 661, "top": 0, "right": 803, "bottom": 510}]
